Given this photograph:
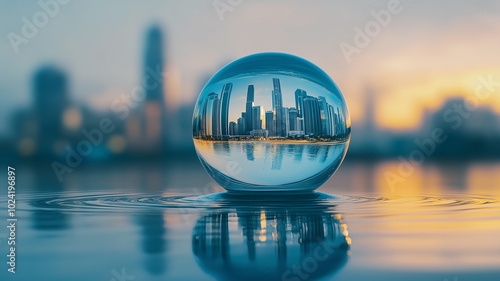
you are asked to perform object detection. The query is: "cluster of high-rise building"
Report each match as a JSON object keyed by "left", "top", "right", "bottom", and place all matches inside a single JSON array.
[
  {"left": 197, "top": 83, "right": 233, "bottom": 138},
  {"left": 194, "top": 78, "right": 348, "bottom": 140}
]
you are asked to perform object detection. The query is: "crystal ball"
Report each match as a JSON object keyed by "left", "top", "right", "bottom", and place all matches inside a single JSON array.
[{"left": 192, "top": 53, "right": 350, "bottom": 192}]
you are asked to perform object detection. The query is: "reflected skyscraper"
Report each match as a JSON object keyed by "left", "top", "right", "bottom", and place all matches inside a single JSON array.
[
  {"left": 288, "top": 107, "right": 298, "bottom": 131},
  {"left": 271, "top": 144, "right": 284, "bottom": 170},
  {"left": 294, "top": 144, "right": 304, "bottom": 161},
  {"left": 336, "top": 107, "right": 345, "bottom": 136},
  {"left": 30, "top": 164, "right": 69, "bottom": 230},
  {"left": 244, "top": 142, "right": 255, "bottom": 161},
  {"left": 237, "top": 116, "right": 245, "bottom": 135},
  {"left": 245, "top": 85, "right": 254, "bottom": 134},
  {"left": 229, "top": 121, "right": 237, "bottom": 135},
  {"left": 265, "top": 111, "right": 274, "bottom": 136},
  {"left": 252, "top": 106, "right": 262, "bottom": 130},
  {"left": 207, "top": 93, "right": 220, "bottom": 137},
  {"left": 194, "top": 77, "right": 347, "bottom": 140},
  {"left": 272, "top": 78, "right": 284, "bottom": 137},
  {"left": 137, "top": 211, "right": 167, "bottom": 275},
  {"left": 198, "top": 84, "right": 234, "bottom": 138},
  {"left": 318, "top": 96, "right": 331, "bottom": 135},
  {"left": 303, "top": 96, "right": 322, "bottom": 136},
  {"left": 220, "top": 83, "right": 233, "bottom": 137},
  {"left": 282, "top": 107, "right": 290, "bottom": 137},
  {"left": 192, "top": 203, "right": 350, "bottom": 281},
  {"left": 295, "top": 89, "right": 307, "bottom": 118},
  {"left": 320, "top": 145, "right": 332, "bottom": 162},
  {"left": 328, "top": 104, "right": 335, "bottom": 137}
]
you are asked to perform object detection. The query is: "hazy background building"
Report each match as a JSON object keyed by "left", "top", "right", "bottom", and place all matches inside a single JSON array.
[{"left": 2, "top": 1, "right": 500, "bottom": 163}]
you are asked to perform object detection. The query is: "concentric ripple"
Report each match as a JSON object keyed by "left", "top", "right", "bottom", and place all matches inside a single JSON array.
[
  {"left": 19, "top": 192, "right": 344, "bottom": 213},
  {"left": 2, "top": 191, "right": 498, "bottom": 215}
]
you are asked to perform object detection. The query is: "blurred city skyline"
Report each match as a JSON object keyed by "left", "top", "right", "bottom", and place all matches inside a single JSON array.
[
  {"left": 2, "top": 1, "right": 500, "bottom": 132},
  {"left": 2, "top": 0, "right": 500, "bottom": 160}
]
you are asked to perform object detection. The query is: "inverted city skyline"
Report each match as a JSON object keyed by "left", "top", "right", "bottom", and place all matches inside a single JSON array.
[{"left": 194, "top": 77, "right": 348, "bottom": 140}]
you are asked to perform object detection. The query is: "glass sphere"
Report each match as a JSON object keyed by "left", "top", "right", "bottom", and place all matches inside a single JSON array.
[{"left": 192, "top": 53, "right": 350, "bottom": 192}]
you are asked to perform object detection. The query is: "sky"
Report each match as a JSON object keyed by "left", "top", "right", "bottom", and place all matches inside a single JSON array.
[{"left": 1, "top": 0, "right": 500, "bottom": 135}]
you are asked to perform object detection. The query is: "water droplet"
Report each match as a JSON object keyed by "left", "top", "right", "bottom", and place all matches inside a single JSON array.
[{"left": 192, "top": 53, "right": 350, "bottom": 192}]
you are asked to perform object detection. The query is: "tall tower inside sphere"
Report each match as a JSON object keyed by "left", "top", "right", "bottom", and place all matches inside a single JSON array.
[
  {"left": 272, "top": 78, "right": 284, "bottom": 137},
  {"left": 245, "top": 85, "right": 254, "bottom": 134}
]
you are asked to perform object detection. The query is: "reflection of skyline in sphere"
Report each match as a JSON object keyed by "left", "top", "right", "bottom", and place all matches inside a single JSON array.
[
  {"left": 192, "top": 53, "right": 350, "bottom": 192},
  {"left": 200, "top": 74, "right": 349, "bottom": 133},
  {"left": 192, "top": 208, "right": 350, "bottom": 281}
]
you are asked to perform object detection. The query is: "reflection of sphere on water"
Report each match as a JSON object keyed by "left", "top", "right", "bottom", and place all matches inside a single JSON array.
[
  {"left": 192, "top": 53, "right": 350, "bottom": 192},
  {"left": 192, "top": 209, "right": 350, "bottom": 281}
]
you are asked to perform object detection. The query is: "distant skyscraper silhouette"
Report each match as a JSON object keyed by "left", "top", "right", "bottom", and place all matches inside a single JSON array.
[
  {"left": 33, "top": 66, "right": 68, "bottom": 156},
  {"left": 140, "top": 25, "right": 167, "bottom": 153},
  {"left": 272, "top": 78, "right": 284, "bottom": 137},
  {"left": 363, "top": 86, "right": 376, "bottom": 136},
  {"left": 144, "top": 25, "right": 164, "bottom": 101}
]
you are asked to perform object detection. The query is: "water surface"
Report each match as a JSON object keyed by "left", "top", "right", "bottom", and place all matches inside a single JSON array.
[{"left": 0, "top": 159, "right": 499, "bottom": 281}]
